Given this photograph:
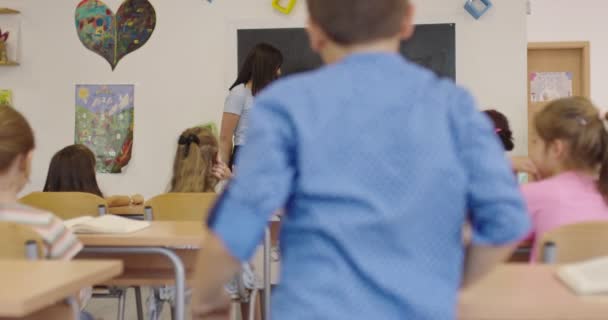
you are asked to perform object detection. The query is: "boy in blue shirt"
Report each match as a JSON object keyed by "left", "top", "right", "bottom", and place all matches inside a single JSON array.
[{"left": 192, "top": 1, "right": 530, "bottom": 319}]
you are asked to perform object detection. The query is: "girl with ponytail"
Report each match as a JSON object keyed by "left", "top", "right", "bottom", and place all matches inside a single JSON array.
[
  {"left": 170, "top": 126, "right": 231, "bottom": 192},
  {"left": 483, "top": 109, "right": 539, "bottom": 179},
  {"left": 522, "top": 97, "right": 608, "bottom": 261},
  {"left": 162, "top": 126, "right": 256, "bottom": 320}
]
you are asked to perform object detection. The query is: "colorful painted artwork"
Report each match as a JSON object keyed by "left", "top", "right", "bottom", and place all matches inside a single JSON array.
[
  {"left": 0, "top": 90, "right": 12, "bottom": 106},
  {"left": 75, "top": 85, "right": 134, "bottom": 174},
  {"left": 75, "top": 0, "right": 156, "bottom": 70}
]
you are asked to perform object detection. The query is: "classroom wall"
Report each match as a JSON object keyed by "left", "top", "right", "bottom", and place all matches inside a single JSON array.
[
  {"left": 528, "top": 0, "right": 606, "bottom": 106},
  {"left": 0, "top": 0, "right": 527, "bottom": 198}
]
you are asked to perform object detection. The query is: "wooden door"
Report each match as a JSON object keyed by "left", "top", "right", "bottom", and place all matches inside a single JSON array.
[{"left": 527, "top": 42, "right": 590, "bottom": 153}]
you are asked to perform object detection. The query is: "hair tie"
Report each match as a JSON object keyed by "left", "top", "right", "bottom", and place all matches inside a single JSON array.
[
  {"left": 178, "top": 134, "right": 201, "bottom": 157},
  {"left": 495, "top": 128, "right": 503, "bottom": 134}
]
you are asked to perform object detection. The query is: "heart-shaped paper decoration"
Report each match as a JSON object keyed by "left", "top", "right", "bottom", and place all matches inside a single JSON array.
[
  {"left": 272, "top": 0, "right": 297, "bottom": 14},
  {"left": 75, "top": 0, "right": 156, "bottom": 70}
]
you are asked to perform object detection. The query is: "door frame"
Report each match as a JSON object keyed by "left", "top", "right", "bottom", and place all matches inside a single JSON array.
[{"left": 528, "top": 41, "right": 591, "bottom": 98}]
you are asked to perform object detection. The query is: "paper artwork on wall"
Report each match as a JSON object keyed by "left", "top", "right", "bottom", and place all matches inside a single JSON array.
[
  {"left": 529, "top": 72, "right": 573, "bottom": 103},
  {"left": 75, "top": 0, "right": 156, "bottom": 70},
  {"left": 0, "top": 18, "right": 20, "bottom": 64},
  {"left": 75, "top": 85, "right": 134, "bottom": 174},
  {"left": 272, "top": 0, "right": 297, "bottom": 14},
  {"left": 0, "top": 90, "right": 12, "bottom": 106}
]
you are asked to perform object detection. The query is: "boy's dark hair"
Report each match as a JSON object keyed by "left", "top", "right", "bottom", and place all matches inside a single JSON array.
[
  {"left": 484, "top": 110, "right": 514, "bottom": 151},
  {"left": 306, "top": 0, "right": 409, "bottom": 45}
]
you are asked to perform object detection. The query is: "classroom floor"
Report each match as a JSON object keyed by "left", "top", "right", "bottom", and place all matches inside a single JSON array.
[{"left": 85, "top": 288, "right": 180, "bottom": 320}]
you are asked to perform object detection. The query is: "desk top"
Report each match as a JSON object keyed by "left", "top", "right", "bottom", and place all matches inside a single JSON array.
[
  {"left": 459, "top": 265, "right": 608, "bottom": 319},
  {"left": 78, "top": 221, "right": 205, "bottom": 247},
  {"left": 0, "top": 260, "right": 122, "bottom": 317}
]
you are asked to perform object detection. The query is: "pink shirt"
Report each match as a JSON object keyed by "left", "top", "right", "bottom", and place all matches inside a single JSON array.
[{"left": 522, "top": 171, "right": 608, "bottom": 260}]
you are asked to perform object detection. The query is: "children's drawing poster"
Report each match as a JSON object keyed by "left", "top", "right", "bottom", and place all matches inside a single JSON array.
[
  {"left": 75, "top": 0, "right": 156, "bottom": 70},
  {"left": 530, "top": 72, "right": 573, "bottom": 103},
  {"left": 75, "top": 85, "right": 134, "bottom": 174},
  {"left": 0, "top": 90, "right": 12, "bottom": 106}
]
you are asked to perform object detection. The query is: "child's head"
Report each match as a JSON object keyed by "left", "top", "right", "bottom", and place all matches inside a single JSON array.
[
  {"left": 232, "top": 43, "right": 283, "bottom": 95},
  {"left": 170, "top": 126, "right": 220, "bottom": 193},
  {"left": 0, "top": 106, "right": 35, "bottom": 194},
  {"left": 306, "top": 0, "right": 414, "bottom": 58},
  {"left": 531, "top": 97, "right": 608, "bottom": 183},
  {"left": 484, "top": 110, "right": 514, "bottom": 151},
  {"left": 43, "top": 144, "right": 103, "bottom": 197}
]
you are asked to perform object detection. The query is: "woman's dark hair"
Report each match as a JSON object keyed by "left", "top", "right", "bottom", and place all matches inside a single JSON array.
[
  {"left": 484, "top": 109, "right": 514, "bottom": 151},
  {"left": 230, "top": 43, "right": 283, "bottom": 96},
  {"left": 43, "top": 144, "right": 104, "bottom": 197}
]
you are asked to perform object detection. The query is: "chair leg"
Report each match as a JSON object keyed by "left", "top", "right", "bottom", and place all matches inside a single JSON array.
[
  {"left": 231, "top": 300, "right": 241, "bottom": 320},
  {"left": 249, "top": 290, "right": 259, "bottom": 320},
  {"left": 134, "top": 287, "right": 144, "bottom": 320},
  {"left": 117, "top": 290, "right": 127, "bottom": 320},
  {"left": 170, "top": 305, "right": 176, "bottom": 320},
  {"left": 148, "top": 288, "right": 164, "bottom": 320}
]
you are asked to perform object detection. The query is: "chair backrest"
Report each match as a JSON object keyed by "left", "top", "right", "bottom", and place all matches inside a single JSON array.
[
  {"left": 19, "top": 192, "right": 107, "bottom": 220},
  {"left": 0, "top": 222, "right": 43, "bottom": 259},
  {"left": 535, "top": 221, "right": 608, "bottom": 263},
  {"left": 145, "top": 193, "right": 217, "bottom": 221}
]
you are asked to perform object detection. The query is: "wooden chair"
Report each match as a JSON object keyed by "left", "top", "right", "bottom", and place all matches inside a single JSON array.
[
  {"left": 144, "top": 193, "right": 217, "bottom": 221},
  {"left": 144, "top": 193, "right": 217, "bottom": 319},
  {"left": 0, "top": 222, "right": 43, "bottom": 259},
  {"left": 19, "top": 192, "right": 125, "bottom": 319},
  {"left": 0, "top": 222, "right": 80, "bottom": 320},
  {"left": 19, "top": 192, "right": 107, "bottom": 220},
  {"left": 535, "top": 221, "right": 608, "bottom": 263},
  {"left": 0, "top": 222, "right": 80, "bottom": 319}
]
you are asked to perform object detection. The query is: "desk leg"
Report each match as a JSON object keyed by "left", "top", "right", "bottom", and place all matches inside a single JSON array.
[
  {"left": 66, "top": 296, "right": 80, "bottom": 320},
  {"left": 81, "top": 247, "right": 186, "bottom": 320},
  {"left": 263, "top": 228, "right": 271, "bottom": 320}
]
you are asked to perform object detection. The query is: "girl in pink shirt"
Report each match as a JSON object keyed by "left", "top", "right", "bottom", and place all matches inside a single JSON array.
[{"left": 523, "top": 97, "right": 608, "bottom": 260}]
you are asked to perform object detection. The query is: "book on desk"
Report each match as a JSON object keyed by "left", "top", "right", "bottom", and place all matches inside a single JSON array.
[{"left": 64, "top": 215, "right": 150, "bottom": 234}]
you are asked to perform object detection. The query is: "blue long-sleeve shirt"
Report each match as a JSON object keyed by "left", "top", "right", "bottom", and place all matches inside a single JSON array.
[{"left": 210, "top": 52, "right": 530, "bottom": 319}]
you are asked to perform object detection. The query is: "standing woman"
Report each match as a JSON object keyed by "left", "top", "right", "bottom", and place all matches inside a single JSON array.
[{"left": 220, "top": 43, "right": 283, "bottom": 168}]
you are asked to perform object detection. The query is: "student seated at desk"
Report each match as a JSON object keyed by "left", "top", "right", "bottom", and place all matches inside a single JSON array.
[
  {"left": 484, "top": 109, "right": 515, "bottom": 152},
  {"left": 147, "top": 126, "right": 253, "bottom": 320},
  {"left": 43, "top": 144, "right": 144, "bottom": 211},
  {"left": 484, "top": 109, "right": 538, "bottom": 181},
  {"left": 0, "top": 106, "right": 92, "bottom": 319},
  {"left": 523, "top": 97, "right": 608, "bottom": 260},
  {"left": 170, "top": 126, "right": 232, "bottom": 193},
  {"left": 0, "top": 107, "right": 82, "bottom": 259}
]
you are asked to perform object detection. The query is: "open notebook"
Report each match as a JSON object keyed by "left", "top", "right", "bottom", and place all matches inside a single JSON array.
[
  {"left": 557, "top": 257, "right": 608, "bottom": 295},
  {"left": 64, "top": 215, "right": 150, "bottom": 234}
]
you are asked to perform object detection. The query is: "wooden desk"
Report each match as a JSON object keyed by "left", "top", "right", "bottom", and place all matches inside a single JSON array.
[
  {"left": 459, "top": 265, "right": 608, "bottom": 319},
  {"left": 77, "top": 221, "right": 206, "bottom": 320},
  {"left": 0, "top": 260, "right": 122, "bottom": 320}
]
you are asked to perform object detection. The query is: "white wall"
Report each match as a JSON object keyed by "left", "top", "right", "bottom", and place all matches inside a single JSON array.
[
  {"left": 528, "top": 0, "right": 607, "bottom": 107},
  {"left": 0, "top": 0, "right": 527, "bottom": 198}
]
